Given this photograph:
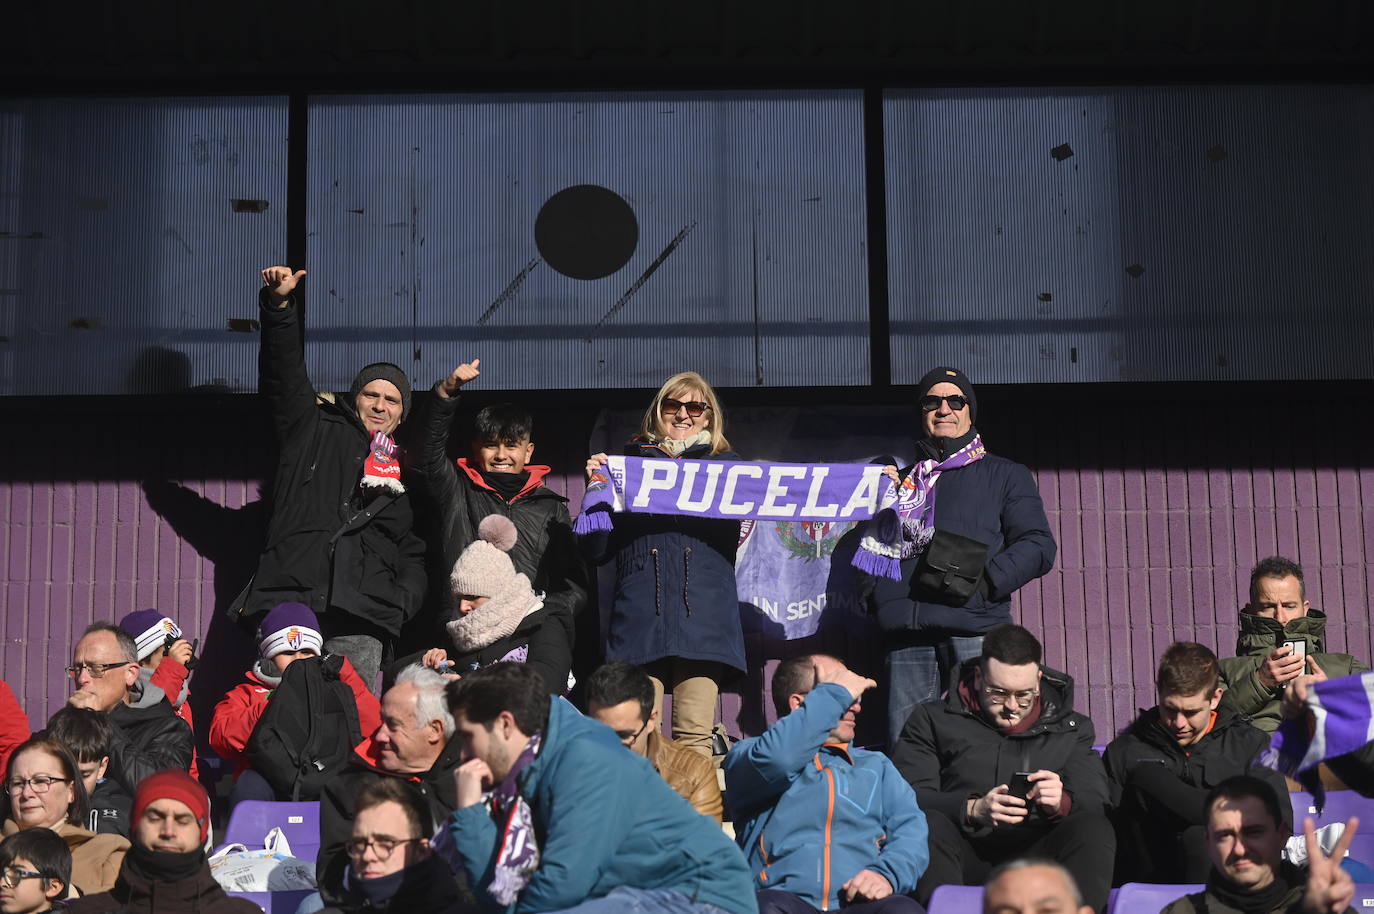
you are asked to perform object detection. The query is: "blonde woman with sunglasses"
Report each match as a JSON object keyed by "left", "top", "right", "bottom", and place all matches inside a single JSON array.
[{"left": 585, "top": 372, "right": 744, "bottom": 757}]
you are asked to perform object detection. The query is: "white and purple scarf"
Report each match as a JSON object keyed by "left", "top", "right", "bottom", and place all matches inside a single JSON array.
[
  {"left": 852, "top": 435, "right": 986, "bottom": 580},
  {"left": 574, "top": 456, "right": 891, "bottom": 535},
  {"left": 488, "top": 733, "right": 543, "bottom": 905},
  {"left": 1264, "top": 671, "right": 1374, "bottom": 809}
]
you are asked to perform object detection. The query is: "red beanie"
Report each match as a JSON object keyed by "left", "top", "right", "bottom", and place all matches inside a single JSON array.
[{"left": 133, "top": 770, "right": 210, "bottom": 843}]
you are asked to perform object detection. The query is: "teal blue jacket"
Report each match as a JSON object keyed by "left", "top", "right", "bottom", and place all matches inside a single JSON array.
[
  {"left": 448, "top": 698, "right": 757, "bottom": 914},
  {"left": 724, "top": 684, "right": 929, "bottom": 908}
]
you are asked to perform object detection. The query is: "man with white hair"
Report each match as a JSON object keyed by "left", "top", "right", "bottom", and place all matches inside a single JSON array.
[{"left": 318, "top": 664, "right": 466, "bottom": 905}]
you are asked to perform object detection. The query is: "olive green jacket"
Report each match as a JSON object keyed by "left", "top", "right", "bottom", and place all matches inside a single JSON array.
[{"left": 1218, "top": 609, "right": 1368, "bottom": 734}]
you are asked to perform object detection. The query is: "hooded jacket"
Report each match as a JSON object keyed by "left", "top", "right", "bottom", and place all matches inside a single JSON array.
[
  {"left": 725, "top": 683, "right": 929, "bottom": 908},
  {"left": 447, "top": 697, "right": 757, "bottom": 914},
  {"left": 87, "top": 777, "right": 133, "bottom": 837},
  {"left": 236, "top": 291, "right": 427, "bottom": 638},
  {"left": 209, "top": 657, "right": 381, "bottom": 777},
  {"left": 137, "top": 665, "right": 196, "bottom": 780},
  {"left": 106, "top": 690, "right": 195, "bottom": 797},
  {"left": 1218, "top": 610, "right": 1368, "bottom": 733},
  {"left": 583, "top": 437, "right": 747, "bottom": 672},
  {"left": 317, "top": 735, "right": 466, "bottom": 906},
  {"left": 890, "top": 661, "right": 1107, "bottom": 838},
  {"left": 1104, "top": 703, "right": 1286, "bottom": 811},
  {"left": 62, "top": 857, "right": 260, "bottom": 914},
  {"left": 860, "top": 431, "right": 1056, "bottom": 638},
  {"left": 413, "top": 387, "right": 588, "bottom": 690}
]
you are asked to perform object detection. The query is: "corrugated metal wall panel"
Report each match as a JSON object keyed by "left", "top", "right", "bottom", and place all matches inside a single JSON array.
[
  {"left": 884, "top": 85, "right": 1374, "bottom": 384},
  {"left": 304, "top": 91, "right": 870, "bottom": 392},
  {"left": 0, "top": 96, "right": 289, "bottom": 396}
]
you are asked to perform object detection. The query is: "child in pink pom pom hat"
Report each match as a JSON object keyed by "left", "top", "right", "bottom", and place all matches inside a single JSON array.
[{"left": 399, "top": 515, "right": 572, "bottom": 695}]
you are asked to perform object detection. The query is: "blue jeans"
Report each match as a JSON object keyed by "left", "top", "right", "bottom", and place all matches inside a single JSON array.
[
  {"left": 544, "top": 887, "right": 735, "bottom": 914},
  {"left": 886, "top": 635, "right": 984, "bottom": 748}
]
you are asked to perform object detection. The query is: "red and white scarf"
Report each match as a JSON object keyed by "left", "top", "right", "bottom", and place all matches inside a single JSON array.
[{"left": 360, "top": 431, "right": 405, "bottom": 494}]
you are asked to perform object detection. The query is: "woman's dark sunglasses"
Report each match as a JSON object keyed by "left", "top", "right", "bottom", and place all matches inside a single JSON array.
[
  {"left": 661, "top": 397, "right": 710, "bottom": 418},
  {"left": 919, "top": 394, "right": 969, "bottom": 412}
]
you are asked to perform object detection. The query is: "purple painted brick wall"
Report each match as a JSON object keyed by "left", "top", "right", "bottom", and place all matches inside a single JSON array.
[{"left": 6, "top": 385, "right": 1373, "bottom": 752}]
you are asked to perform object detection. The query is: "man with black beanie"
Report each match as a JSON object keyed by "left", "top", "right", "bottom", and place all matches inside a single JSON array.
[
  {"left": 64, "top": 770, "right": 259, "bottom": 914},
  {"left": 856, "top": 366, "right": 1056, "bottom": 747},
  {"left": 229, "top": 266, "right": 428, "bottom": 687}
]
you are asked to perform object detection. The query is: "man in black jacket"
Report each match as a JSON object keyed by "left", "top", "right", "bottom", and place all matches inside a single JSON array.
[
  {"left": 891, "top": 624, "right": 1114, "bottom": 912},
  {"left": 238, "top": 266, "right": 428, "bottom": 687},
  {"left": 411, "top": 360, "right": 587, "bottom": 692},
  {"left": 860, "top": 366, "right": 1056, "bottom": 746},
  {"left": 317, "top": 665, "right": 467, "bottom": 906},
  {"left": 1105, "top": 641, "right": 1288, "bottom": 885},
  {"left": 65, "top": 623, "right": 193, "bottom": 796}
]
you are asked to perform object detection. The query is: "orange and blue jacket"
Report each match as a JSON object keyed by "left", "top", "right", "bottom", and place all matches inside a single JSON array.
[{"left": 724, "top": 683, "right": 930, "bottom": 910}]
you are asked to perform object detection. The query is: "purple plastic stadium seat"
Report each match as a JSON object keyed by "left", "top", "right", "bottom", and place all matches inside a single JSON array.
[
  {"left": 1107, "top": 883, "right": 1203, "bottom": 913},
  {"left": 928, "top": 884, "right": 983, "bottom": 913},
  {"left": 220, "top": 801, "right": 321, "bottom": 864}
]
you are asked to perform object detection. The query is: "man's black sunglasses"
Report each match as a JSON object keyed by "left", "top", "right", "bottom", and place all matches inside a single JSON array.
[{"left": 919, "top": 394, "right": 969, "bottom": 412}]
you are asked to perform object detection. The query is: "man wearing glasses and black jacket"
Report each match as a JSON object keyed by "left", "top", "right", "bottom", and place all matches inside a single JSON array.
[{"left": 891, "top": 624, "right": 1114, "bottom": 913}]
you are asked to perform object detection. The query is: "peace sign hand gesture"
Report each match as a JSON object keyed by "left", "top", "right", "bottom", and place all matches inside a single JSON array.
[{"left": 1302, "top": 815, "right": 1358, "bottom": 914}]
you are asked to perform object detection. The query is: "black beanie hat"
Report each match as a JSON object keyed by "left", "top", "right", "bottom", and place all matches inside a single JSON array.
[
  {"left": 350, "top": 362, "right": 412, "bottom": 418},
  {"left": 916, "top": 366, "right": 977, "bottom": 424}
]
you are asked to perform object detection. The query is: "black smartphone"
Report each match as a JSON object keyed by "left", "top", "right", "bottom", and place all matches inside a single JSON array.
[{"left": 1008, "top": 771, "right": 1034, "bottom": 802}]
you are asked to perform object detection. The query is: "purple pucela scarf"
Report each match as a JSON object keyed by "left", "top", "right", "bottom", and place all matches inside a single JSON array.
[
  {"left": 574, "top": 456, "right": 891, "bottom": 534},
  {"left": 852, "top": 435, "right": 986, "bottom": 580},
  {"left": 488, "top": 733, "right": 542, "bottom": 905}
]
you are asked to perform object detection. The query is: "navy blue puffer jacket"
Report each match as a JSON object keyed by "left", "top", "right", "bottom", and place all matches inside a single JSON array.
[
  {"left": 585, "top": 438, "right": 746, "bottom": 673},
  {"left": 863, "top": 431, "right": 1056, "bottom": 637}
]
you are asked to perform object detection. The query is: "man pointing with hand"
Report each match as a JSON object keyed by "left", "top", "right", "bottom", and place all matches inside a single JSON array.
[{"left": 231, "top": 265, "right": 428, "bottom": 687}]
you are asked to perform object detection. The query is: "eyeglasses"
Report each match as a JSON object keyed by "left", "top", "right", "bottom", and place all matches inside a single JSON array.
[
  {"left": 64, "top": 661, "right": 130, "bottom": 681},
  {"left": 613, "top": 718, "right": 653, "bottom": 746},
  {"left": 919, "top": 394, "right": 969, "bottom": 413},
  {"left": 0, "top": 867, "right": 46, "bottom": 888},
  {"left": 4, "top": 776, "right": 72, "bottom": 795},
  {"left": 344, "top": 835, "right": 422, "bottom": 859},
  {"left": 982, "top": 687, "right": 1039, "bottom": 709},
  {"left": 661, "top": 398, "right": 710, "bottom": 418}
]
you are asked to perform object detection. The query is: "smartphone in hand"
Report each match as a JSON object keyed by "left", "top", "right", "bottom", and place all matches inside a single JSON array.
[
  {"left": 1282, "top": 639, "right": 1307, "bottom": 661},
  {"left": 1008, "top": 771, "right": 1035, "bottom": 802}
]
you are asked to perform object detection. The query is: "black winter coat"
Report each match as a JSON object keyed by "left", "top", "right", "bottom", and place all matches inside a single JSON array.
[
  {"left": 891, "top": 661, "right": 1107, "bottom": 839},
  {"left": 411, "top": 385, "right": 588, "bottom": 690},
  {"left": 1103, "top": 703, "right": 1287, "bottom": 814},
  {"left": 584, "top": 438, "right": 746, "bottom": 672},
  {"left": 239, "top": 292, "right": 427, "bottom": 638},
  {"left": 318, "top": 856, "right": 477, "bottom": 914},
  {"left": 106, "top": 700, "right": 194, "bottom": 797},
  {"left": 317, "top": 737, "right": 466, "bottom": 906},
  {"left": 862, "top": 431, "right": 1055, "bottom": 638},
  {"left": 63, "top": 861, "right": 259, "bottom": 914}
]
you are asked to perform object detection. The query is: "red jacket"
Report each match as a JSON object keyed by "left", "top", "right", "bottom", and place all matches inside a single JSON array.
[
  {"left": 0, "top": 681, "right": 30, "bottom": 775},
  {"left": 149, "top": 658, "right": 198, "bottom": 779},
  {"left": 209, "top": 657, "right": 380, "bottom": 777}
]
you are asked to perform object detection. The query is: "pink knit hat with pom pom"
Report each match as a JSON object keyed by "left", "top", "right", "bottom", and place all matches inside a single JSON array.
[{"left": 450, "top": 514, "right": 522, "bottom": 599}]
